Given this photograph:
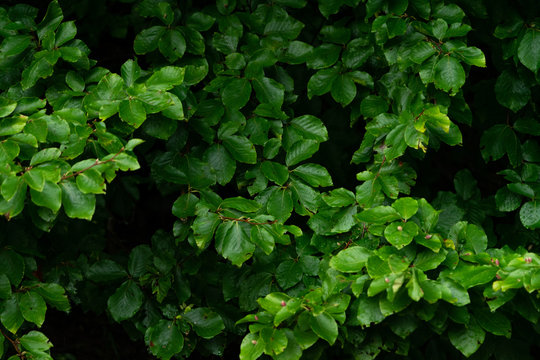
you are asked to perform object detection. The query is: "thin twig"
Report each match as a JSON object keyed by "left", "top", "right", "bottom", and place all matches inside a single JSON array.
[
  {"left": 60, "top": 146, "right": 124, "bottom": 181},
  {"left": 219, "top": 215, "right": 277, "bottom": 226},
  {"left": 0, "top": 328, "right": 25, "bottom": 359}
]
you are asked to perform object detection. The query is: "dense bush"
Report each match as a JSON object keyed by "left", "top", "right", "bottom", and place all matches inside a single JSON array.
[{"left": 1, "top": 0, "right": 540, "bottom": 358}]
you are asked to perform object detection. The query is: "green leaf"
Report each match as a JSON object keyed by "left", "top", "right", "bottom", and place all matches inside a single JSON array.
[
  {"left": 128, "top": 245, "right": 153, "bottom": 277},
  {"left": 240, "top": 333, "right": 265, "bottom": 360},
  {"left": 520, "top": 201, "right": 540, "bottom": 229},
  {"left": 20, "top": 331, "right": 52, "bottom": 353},
  {"left": 76, "top": 168, "right": 105, "bottom": 194},
  {"left": 289, "top": 115, "right": 329, "bottom": 142},
  {"left": 392, "top": 197, "right": 419, "bottom": 220},
  {"left": 1, "top": 296, "right": 24, "bottom": 333},
  {"left": 222, "top": 135, "right": 257, "bottom": 164},
  {"left": 107, "top": 280, "right": 144, "bottom": 322},
  {"left": 134, "top": 26, "right": 166, "bottom": 54},
  {"left": 0, "top": 274, "right": 11, "bottom": 299},
  {"left": 121, "top": 59, "right": 141, "bottom": 88},
  {"left": 293, "top": 164, "right": 332, "bottom": 187},
  {"left": 222, "top": 78, "right": 252, "bottom": 110},
  {"left": 217, "top": 221, "right": 255, "bottom": 266},
  {"left": 221, "top": 196, "right": 261, "bottom": 213},
  {"left": 474, "top": 308, "right": 511, "bottom": 337},
  {"left": 276, "top": 259, "right": 303, "bottom": 289},
  {"left": 252, "top": 77, "right": 284, "bottom": 108},
  {"left": 261, "top": 161, "right": 289, "bottom": 186},
  {"left": 356, "top": 206, "right": 400, "bottom": 224},
  {"left": 172, "top": 193, "right": 199, "bottom": 218},
  {"left": 384, "top": 222, "right": 419, "bottom": 249},
  {"left": 267, "top": 188, "right": 293, "bottom": 222},
  {"left": 30, "top": 181, "right": 62, "bottom": 212},
  {"left": 87, "top": 259, "right": 127, "bottom": 282},
  {"left": 192, "top": 212, "right": 220, "bottom": 249},
  {"left": 0, "top": 97, "right": 17, "bottom": 118},
  {"left": 464, "top": 224, "right": 487, "bottom": 254},
  {"left": 65, "top": 70, "right": 85, "bottom": 92},
  {"left": 251, "top": 225, "right": 275, "bottom": 255},
  {"left": 331, "top": 73, "right": 357, "bottom": 106},
  {"left": 184, "top": 308, "right": 225, "bottom": 339},
  {"left": 330, "top": 246, "right": 371, "bottom": 272},
  {"left": 37, "top": 0, "right": 63, "bottom": 40},
  {"left": 34, "top": 283, "right": 70, "bottom": 312},
  {"left": 448, "top": 320, "right": 485, "bottom": 357},
  {"left": 310, "top": 312, "right": 338, "bottom": 345},
  {"left": 146, "top": 66, "right": 185, "bottom": 91},
  {"left": 495, "top": 70, "right": 530, "bottom": 112},
  {"left": 146, "top": 320, "right": 184, "bottom": 359},
  {"left": 480, "top": 125, "right": 521, "bottom": 166},
  {"left": 159, "top": 28, "right": 186, "bottom": 61},
  {"left": 0, "top": 250, "right": 25, "bottom": 287},
  {"left": 20, "top": 291, "right": 47, "bottom": 327},
  {"left": 434, "top": 55, "right": 465, "bottom": 94},
  {"left": 286, "top": 140, "right": 319, "bottom": 167},
  {"left": 206, "top": 143, "right": 236, "bottom": 185},
  {"left": 518, "top": 28, "right": 540, "bottom": 73},
  {"left": 61, "top": 181, "right": 96, "bottom": 220},
  {"left": 322, "top": 188, "right": 356, "bottom": 207},
  {"left": 307, "top": 67, "right": 338, "bottom": 98},
  {"left": 495, "top": 187, "right": 521, "bottom": 212}
]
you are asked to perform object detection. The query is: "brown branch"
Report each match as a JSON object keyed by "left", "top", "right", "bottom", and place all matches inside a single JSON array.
[
  {"left": 0, "top": 328, "right": 25, "bottom": 359},
  {"left": 219, "top": 215, "right": 277, "bottom": 226},
  {"left": 60, "top": 146, "right": 125, "bottom": 181}
]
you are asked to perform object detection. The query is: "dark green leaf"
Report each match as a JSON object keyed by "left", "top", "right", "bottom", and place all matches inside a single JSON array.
[
  {"left": 184, "top": 308, "right": 225, "bottom": 339},
  {"left": 20, "top": 291, "right": 47, "bottom": 327},
  {"left": 108, "top": 280, "right": 144, "bottom": 322},
  {"left": 146, "top": 320, "right": 184, "bottom": 359}
]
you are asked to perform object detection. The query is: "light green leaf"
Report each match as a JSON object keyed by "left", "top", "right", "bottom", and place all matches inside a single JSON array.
[
  {"left": 30, "top": 181, "right": 62, "bottom": 212},
  {"left": 240, "top": 333, "right": 265, "bottom": 360},
  {"left": 221, "top": 196, "right": 261, "bottom": 213},
  {"left": 330, "top": 246, "right": 372, "bottom": 273},
  {"left": 310, "top": 312, "right": 338, "bottom": 345},
  {"left": 356, "top": 206, "right": 401, "bottom": 224},
  {"left": 392, "top": 197, "right": 419, "bottom": 220},
  {"left": 146, "top": 66, "right": 185, "bottom": 91},
  {"left": 20, "top": 291, "right": 47, "bottom": 327},
  {"left": 384, "top": 222, "right": 419, "bottom": 249},
  {"left": 20, "top": 331, "right": 52, "bottom": 353}
]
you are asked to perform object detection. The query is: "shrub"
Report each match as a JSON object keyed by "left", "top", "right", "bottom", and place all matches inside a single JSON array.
[{"left": 1, "top": 0, "right": 540, "bottom": 359}]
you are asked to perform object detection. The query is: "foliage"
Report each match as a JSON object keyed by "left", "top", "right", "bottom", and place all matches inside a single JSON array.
[{"left": 1, "top": 0, "right": 540, "bottom": 358}]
